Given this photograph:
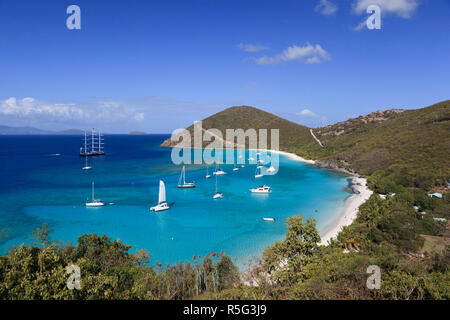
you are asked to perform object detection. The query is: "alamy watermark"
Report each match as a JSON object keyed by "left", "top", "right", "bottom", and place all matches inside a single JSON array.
[
  {"left": 66, "top": 5, "right": 81, "bottom": 30},
  {"left": 366, "top": 265, "right": 381, "bottom": 290},
  {"left": 366, "top": 5, "right": 381, "bottom": 30},
  {"left": 169, "top": 121, "right": 280, "bottom": 176},
  {"left": 66, "top": 264, "right": 81, "bottom": 290}
]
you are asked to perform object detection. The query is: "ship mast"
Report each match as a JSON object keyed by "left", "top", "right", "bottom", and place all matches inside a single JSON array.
[
  {"left": 84, "top": 130, "right": 87, "bottom": 154},
  {"left": 91, "top": 128, "right": 95, "bottom": 154},
  {"left": 98, "top": 130, "right": 102, "bottom": 153}
]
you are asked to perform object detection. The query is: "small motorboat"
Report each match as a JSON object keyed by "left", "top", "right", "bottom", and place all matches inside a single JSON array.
[{"left": 250, "top": 185, "right": 272, "bottom": 193}]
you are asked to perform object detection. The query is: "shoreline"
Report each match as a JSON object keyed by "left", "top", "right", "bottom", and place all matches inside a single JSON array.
[
  {"left": 163, "top": 142, "right": 372, "bottom": 248},
  {"left": 319, "top": 176, "right": 373, "bottom": 245},
  {"left": 263, "top": 149, "right": 316, "bottom": 165},
  {"left": 264, "top": 149, "right": 372, "bottom": 246}
]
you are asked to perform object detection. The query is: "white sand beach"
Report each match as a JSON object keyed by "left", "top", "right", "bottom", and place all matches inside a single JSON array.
[
  {"left": 319, "top": 176, "right": 373, "bottom": 245},
  {"left": 266, "top": 149, "right": 316, "bottom": 165},
  {"left": 267, "top": 149, "right": 372, "bottom": 245}
]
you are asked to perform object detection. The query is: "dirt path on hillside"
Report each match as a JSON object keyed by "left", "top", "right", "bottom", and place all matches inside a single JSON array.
[{"left": 310, "top": 129, "right": 324, "bottom": 147}]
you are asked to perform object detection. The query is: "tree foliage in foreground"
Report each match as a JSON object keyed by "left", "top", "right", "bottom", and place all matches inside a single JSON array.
[
  {"left": 1, "top": 176, "right": 449, "bottom": 300},
  {"left": 0, "top": 227, "right": 239, "bottom": 300}
]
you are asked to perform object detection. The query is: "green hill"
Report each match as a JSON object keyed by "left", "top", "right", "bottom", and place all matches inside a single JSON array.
[
  {"left": 313, "top": 100, "right": 450, "bottom": 188},
  {"left": 161, "top": 105, "right": 323, "bottom": 158},
  {"left": 162, "top": 101, "right": 450, "bottom": 189}
]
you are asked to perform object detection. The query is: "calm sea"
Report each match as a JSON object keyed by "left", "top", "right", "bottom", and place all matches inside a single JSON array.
[{"left": 0, "top": 135, "right": 350, "bottom": 268}]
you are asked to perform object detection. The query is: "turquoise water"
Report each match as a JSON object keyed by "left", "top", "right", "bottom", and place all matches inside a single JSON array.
[{"left": 0, "top": 135, "right": 350, "bottom": 268}]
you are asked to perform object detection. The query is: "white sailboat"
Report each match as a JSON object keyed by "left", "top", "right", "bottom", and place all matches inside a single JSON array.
[
  {"left": 233, "top": 163, "right": 239, "bottom": 171},
  {"left": 263, "top": 217, "right": 275, "bottom": 222},
  {"left": 205, "top": 165, "right": 212, "bottom": 179},
  {"left": 150, "top": 180, "right": 170, "bottom": 212},
  {"left": 213, "top": 164, "right": 227, "bottom": 175},
  {"left": 266, "top": 166, "right": 276, "bottom": 173},
  {"left": 85, "top": 182, "right": 105, "bottom": 207},
  {"left": 177, "top": 165, "right": 195, "bottom": 188},
  {"left": 250, "top": 185, "right": 272, "bottom": 193},
  {"left": 82, "top": 156, "right": 92, "bottom": 170},
  {"left": 254, "top": 165, "right": 264, "bottom": 178},
  {"left": 213, "top": 174, "right": 224, "bottom": 199},
  {"left": 238, "top": 154, "right": 245, "bottom": 168}
]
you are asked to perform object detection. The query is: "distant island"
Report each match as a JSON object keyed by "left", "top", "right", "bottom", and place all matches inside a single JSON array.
[
  {"left": 0, "top": 125, "right": 153, "bottom": 136},
  {"left": 0, "top": 125, "right": 85, "bottom": 135}
]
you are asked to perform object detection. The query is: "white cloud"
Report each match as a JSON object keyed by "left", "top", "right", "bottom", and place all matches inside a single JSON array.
[
  {"left": 297, "top": 109, "right": 317, "bottom": 117},
  {"left": 0, "top": 97, "right": 145, "bottom": 124},
  {"left": 315, "top": 0, "right": 338, "bottom": 16},
  {"left": 254, "top": 44, "right": 331, "bottom": 65},
  {"left": 0, "top": 96, "right": 222, "bottom": 132},
  {"left": 352, "top": 19, "right": 368, "bottom": 31},
  {"left": 352, "top": 0, "right": 419, "bottom": 18},
  {"left": 238, "top": 43, "right": 269, "bottom": 53}
]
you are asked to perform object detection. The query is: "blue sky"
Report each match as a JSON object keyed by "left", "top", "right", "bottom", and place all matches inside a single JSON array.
[{"left": 0, "top": 0, "right": 449, "bottom": 133}]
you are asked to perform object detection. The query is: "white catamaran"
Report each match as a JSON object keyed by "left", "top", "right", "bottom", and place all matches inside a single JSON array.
[
  {"left": 150, "top": 180, "right": 170, "bottom": 212},
  {"left": 85, "top": 182, "right": 105, "bottom": 207},
  {"left": 178, "top": 165, "right": 196, "bottom": 188}
]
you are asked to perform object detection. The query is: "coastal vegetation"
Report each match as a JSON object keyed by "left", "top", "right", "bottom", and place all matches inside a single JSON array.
[
  {"left": 1, "top": 100, "right": 449, "bottom": 300},
  {"left": 1, "top": 187, "right": 448, "bottom": 299}
]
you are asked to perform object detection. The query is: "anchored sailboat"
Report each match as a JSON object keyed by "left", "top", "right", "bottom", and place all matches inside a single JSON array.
[
  {"left": 205, "top": 165, "right": 212, "bottom": 179},
  {"left": 150, "top": 180, "right": 170, "bottom": 212},
  {"left": 213, "top": 164, "right": 227, "bottom": 175},
  {"left": 213, "top": 174, "right": 224, "bottom": 199},
  {"left": 80, "top": 129, "right": 105, "bottom": 157},
  {"left": 255, "top": 165, "right": 264, "bottom": 178},
  {"left": 82, "top": 156, "right": 92, "bottom": 170},
  {"left": 178, "top": 165, "right": 196, "bottom": 188},
  {"left": 85, "top": 182, "right": 105, "bottom": 207},
  {"left": 266, "top": 166, "right": 276, "bottom": 173}
]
